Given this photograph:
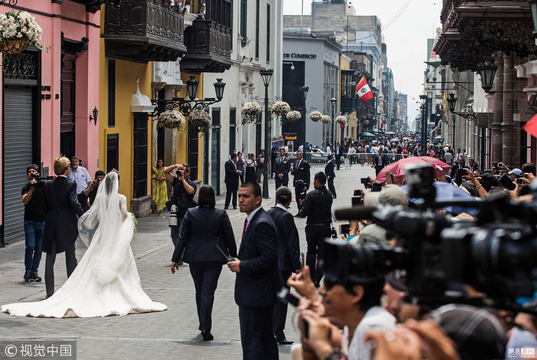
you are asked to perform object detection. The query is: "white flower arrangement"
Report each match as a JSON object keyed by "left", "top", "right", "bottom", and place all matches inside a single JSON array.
[
  {"left": 241, "top": 101, "right": 262, "bottom": 124},
  {"left": 308, "top": 111, "right": 322, "bottom": 122},
  {"left": 286, "top": 110, "right": 301, "bottom": 121},
  {"left": 189, "top": 108, "right": 212, "bottom": 132},
  {"left": 321, "top": 115, "right": 331, "bottom": 124},
  {"left": 156, "top": 109, "right": 185, "bottom": 130},
  {"left": 269, "top": 101, "right": 291, "bottom": 117},
  {"left": 0, "top": 11, "right": 47, "bottom": 55},
  {"left": 336, "top": 116, "right": 347, "bottom": 124}
]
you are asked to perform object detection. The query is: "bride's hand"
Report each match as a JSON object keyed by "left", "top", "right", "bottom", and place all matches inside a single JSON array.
[{"left": 171, "top": 262, "right": 180, "bottom": 274}]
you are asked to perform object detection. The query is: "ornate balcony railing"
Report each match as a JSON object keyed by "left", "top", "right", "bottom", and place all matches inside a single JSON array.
[
  {"left": 180, "top": 16, "right": 232, "bottom": 73},
  {"left": 102, "top": 0, "right": 187, "bottom": 63}
]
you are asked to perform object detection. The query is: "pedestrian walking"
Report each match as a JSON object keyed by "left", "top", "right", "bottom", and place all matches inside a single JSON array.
[
  {"left": 272, "top": 148, "right": 290, "bottom": 190},
  {"left": 290, "top": 150, "right": 310, "bottom": 214},
  {"left": 224, "top": 154, "right": 241, "bottom": 210},
  {"left": 325, "top": 155, "right": 336, "bottom": 199},
  {"left": 151, "top": 159, "right": 168, "bottom": 216}
]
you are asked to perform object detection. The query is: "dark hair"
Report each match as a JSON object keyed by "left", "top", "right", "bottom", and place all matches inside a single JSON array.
[
  {"left": 27, "top": 164, "right": 39, "bottom": 174},
  {"left": 71, "top": 156, "right": 79, "bottom": 161},
  {"left": 183, "top": 164, "right": 191, "bottom": 173},
  {"left": 241, "top": 181, "right": 261, "bottom": 198},
  {"left": 314, "top": 171, "right": 327, "bottom": 185},
  {"left": 198, "top": 185, "right": 216, "bottom": 208},
  {"left": 336, "top": 276, "right": 385, "bottom": 312},
  {"left": 95, "top": 170, "right": 106, "bottom": 178},
  {"left": 230, "top": 153, "right": 237, "bottom": 160},
  {"left": 327, "top": 155, "right": 333, "bottom": 160},
  {"left": 480, "top": 173, "right": 499, "bottom": 192},
  {"left": 461, "top": 181, "right": 477, "bottom": 197},
  {"left": 275, "top": 186, "right": 292, "bottom": 204},
  {"left": 522, "top": 162, "right": 536, "bottom": 176}
]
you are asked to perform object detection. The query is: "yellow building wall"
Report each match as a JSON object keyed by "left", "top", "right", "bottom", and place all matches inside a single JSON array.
[{"left": 99, "top": 40, "right": 153, "bottom": 208}]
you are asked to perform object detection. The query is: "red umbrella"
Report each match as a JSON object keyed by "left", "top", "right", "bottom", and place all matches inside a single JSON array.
[{"left": 376, "top": 156, "right": 451, "bottom": 184}]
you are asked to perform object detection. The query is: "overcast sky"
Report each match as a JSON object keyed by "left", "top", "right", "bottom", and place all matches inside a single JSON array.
[{"left": 283, "top": 0, "right": 443, "bottom": 122}]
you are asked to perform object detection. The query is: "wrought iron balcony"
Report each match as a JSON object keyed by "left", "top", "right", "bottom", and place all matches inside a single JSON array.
[
  {"left": 180, "top": 16, "right": 232, "bottom": 73},
  {"left": 102, "top": 0, "right": 187, "bottom": 63}
]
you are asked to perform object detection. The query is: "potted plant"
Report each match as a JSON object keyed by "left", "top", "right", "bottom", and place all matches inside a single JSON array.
[
  {"left": 286, "top": 110, "right": 301, "bottom": 122},
  {"left": 336, "top": 116, "right": 347, "bottom": 125},
  {"left": 308, "top": 111, "right": 322, "bottom": 122},
  {"left": 156, "top": 109, "right": 185, "bottom": 130},
  {"left": 241, "top": 101, "right": 262, "bottom": 124},
  {"left": 189, "top": 108, "right": 212, "bottom": 132},
  {"left": 269, "top": 101, "right": 291, "bottom": 117},
  {"left": 0, "top": 11, "right": 46, "bottom": 55},
  {"left": 321, "top": 115, "right": 331, "bottom": 124}
]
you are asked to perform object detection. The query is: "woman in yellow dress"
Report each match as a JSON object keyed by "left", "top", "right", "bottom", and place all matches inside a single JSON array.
[{"left": 152, "top": 159, "right": 168, "bottom": 216}]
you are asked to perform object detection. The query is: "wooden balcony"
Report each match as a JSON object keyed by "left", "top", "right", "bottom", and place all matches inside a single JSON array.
[
  {"left": 180, "top": 16, "right": 232, "bottom": 73},
  {"left": 102, "top": 0, "right": 187, "bottom": 63}
]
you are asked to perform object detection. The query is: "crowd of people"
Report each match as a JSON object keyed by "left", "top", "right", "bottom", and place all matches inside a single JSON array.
[{"left": 3, "top": 134, "right": 537, "bottom": 360}]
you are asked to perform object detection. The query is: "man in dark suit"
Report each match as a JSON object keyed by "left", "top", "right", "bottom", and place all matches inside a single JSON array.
[
  {"left": 228, "top": 182, "right": 279, "bottom": 360},
  {"left": 272, "top": 148, "right": 290, "bottom": 190},
  {"left": 325, "top": 155, "right": 336, "bottom": 199},
  {"left": 267, "top": 187, "right": 300, "bottom": 345},
  {"left": 335, "top": 142, "right": 343, "bottom": 170},
  {"left": 224, "top": 153, "right": 241, "bottom": 209},
  {"left": 373, "top": 149, "right": 386, "bottom": 176},
  {"left": 42, "top": 156, "right": 85, "bottom": 298},
  {"left": 290, "top": 150, "right": 310, "bottom": 214}
]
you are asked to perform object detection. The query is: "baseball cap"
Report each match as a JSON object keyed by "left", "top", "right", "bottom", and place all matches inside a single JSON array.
[
  {"left": 508, "top": 168, "right": 523, "bottom": 177},
  {"left": 378, "top": 184, "right": 409, "bottom": 207},
  {"left": 385, "top": 270, "right": 407, "bottom": 292}
]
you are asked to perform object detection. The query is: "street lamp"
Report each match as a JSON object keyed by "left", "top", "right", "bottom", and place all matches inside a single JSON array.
[
  {"left": 419, "top": 95, "right": 428, "bottom": 154},
  {"left": 477, "top": 57, "right": 498, "bottom": 93},
  {"left": 299, "top": 86, "right": 309, "bottom": 154},
  {"left": 260, "top": 68, "right": 273, "bottom": 199},
  {"left": 330, "top": 98, "right": 337, "bottom": 148},
  {"left": 529, "top": 0, "right": 537, "bottom": 37},
  {"left": 447, "top": 93, "right": 457, "bottom": 148}
]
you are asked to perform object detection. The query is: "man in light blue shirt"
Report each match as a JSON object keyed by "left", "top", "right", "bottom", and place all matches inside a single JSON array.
[{"left": 67, "top": 156, "right": 91, "bottom": 211}]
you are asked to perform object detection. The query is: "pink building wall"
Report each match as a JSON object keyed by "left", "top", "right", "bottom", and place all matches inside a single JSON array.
[{"left": 0, "top": 1, "right": 100, "bottom": 227}]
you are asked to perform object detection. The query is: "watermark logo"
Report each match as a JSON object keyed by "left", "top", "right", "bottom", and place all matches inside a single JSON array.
[
  {"left": 0, "top": 341, "right": 76, "bottom": 359},
  {"left": 507, "top": 347, "right": 537, "bottom": 359}
]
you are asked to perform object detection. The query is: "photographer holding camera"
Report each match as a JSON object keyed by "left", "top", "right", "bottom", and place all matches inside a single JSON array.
[
  {"left": 291, "top": 150, "right": 310, "bottom": 215},
  {"left": 87, "top": 170, "right": 106, "bottom": 207},
  {"left": 164, "top": 164, "right": 196, "bottom": 250},
  {"left": 21, "top": 164, "right": 47, "bottom": 282}
]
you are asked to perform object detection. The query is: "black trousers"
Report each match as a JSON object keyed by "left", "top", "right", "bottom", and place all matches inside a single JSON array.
[
  {"left": 189, "top": 261, "right": 223, "bottom": 333},
  {"left": 77, "top": 193, "right": 89, "bottom": 212},
  {"left": 305, "top": 224, "right": 331, "bottom": 284},
  {"left": 275, "top": 177, "right": 288, "bottom": 190},
  {"left": 294, "top": 186, "right": 305, "bottom": 211},
  {"left": 225, "top": 183, "right": 238, "bottom": 208},
  {"left": 45, "top": 241, "right": 77, "bottom": 297},
  {"left": 375, "top": 165, "right": 384, "bottom": 176},
  {"left": 239, "top": 305, "right": 279, "bottom": 360},
  {"left": 335, "top": 155, "right": 341, "bottom": 170},
  {"left": 273, "top": 270, "right": 292, "bottom": 340},
  {"left": 170, "top": 215, "right": 185, "bottom": 247},
  {"left": 327, "top": 177, "right": 336, "bottom": 199}
]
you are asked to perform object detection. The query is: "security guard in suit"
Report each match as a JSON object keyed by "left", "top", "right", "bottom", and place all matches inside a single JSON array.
[{"left": 290, "top": 150, "right": 310, "bottom": 214}]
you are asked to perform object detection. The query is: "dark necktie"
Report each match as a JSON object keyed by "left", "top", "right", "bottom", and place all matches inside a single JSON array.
[{"left": 242, "top": 218, "right": 248, "bottom": 240}]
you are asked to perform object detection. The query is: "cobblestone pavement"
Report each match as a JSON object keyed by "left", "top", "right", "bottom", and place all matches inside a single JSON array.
[{"left": 0, "top": 161, "right": 376, "bottom": 359}]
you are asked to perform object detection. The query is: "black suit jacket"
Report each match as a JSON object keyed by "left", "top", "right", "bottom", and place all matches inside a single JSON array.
[
  {"left": 42, "top": 176, "right": 85, "bottom": 254},
  {"left": 267, "top": 206, "right": 300, "bottom": 273},
  {"left": 292, "top": 159, "right": 310, "bottom": 188},
  {"left": 373, "top": 154, "right": 387, "bottom": 167},
  {"left": 224, "top": 160, "right": 239, "bottom": 185},
  {"left": 172, "top": 207, "right": 237, "bottom": 264},
  {"left": 325, "top": 160, "right": 336, "bottom": 179},
  {"left": 234, "top": 208, "right": 279, "bottom": 308},
  {"left": 272, "top": 156, "right": 290, "bottom": 182}
]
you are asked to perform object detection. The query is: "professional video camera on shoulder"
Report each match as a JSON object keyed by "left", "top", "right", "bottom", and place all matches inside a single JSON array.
[
  {"left": 30, "top": 169, "right": 53, "bottom": 187},
  {"left": 332, "top": 163, "right": 537, "bottom": 313}
]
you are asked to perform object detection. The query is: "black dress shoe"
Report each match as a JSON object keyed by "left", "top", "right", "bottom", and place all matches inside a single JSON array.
[
  {"left": 29, "top": 273, "right": 42, "bottom": 282},
  {"left": 23, "top": 271, "right": 31, "bottom": 281},
  {"left": 277, "top": 339, "right": 293, "bottom": 345},
  {"left": 224, "top": 207, "right": 229, "bottom": 210},
  {"left": 201, "top": 331, "right": 214, "bottom": 341},
  {"left": 233, "top": 207, "right": 237, "bottom": 209}
]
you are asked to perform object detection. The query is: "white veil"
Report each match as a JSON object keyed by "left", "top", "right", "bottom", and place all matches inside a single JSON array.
[{"left": 77, "top": 172, "right": 134, "bottom": 284}]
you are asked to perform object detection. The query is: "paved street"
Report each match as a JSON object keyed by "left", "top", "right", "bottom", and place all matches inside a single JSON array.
[{"left": 0, "top": 162, "right": 375, "bottom": 359}]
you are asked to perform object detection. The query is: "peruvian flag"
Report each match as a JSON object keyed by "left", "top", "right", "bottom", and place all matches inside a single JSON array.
[
  {"left": 355, "top": 76, "right": 373, "bottom": 103},
  {"left": 524, "top": 113, "right": 537, "bottom": 138}
]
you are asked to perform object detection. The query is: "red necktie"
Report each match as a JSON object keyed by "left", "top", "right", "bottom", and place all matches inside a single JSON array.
[{"left": 242, "top": 218, "right": 248, "bottom": 239}]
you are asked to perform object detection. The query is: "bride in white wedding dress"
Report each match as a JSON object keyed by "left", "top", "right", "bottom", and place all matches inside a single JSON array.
[{"left": 1, "top": 171, "right": 167, "bottom": 318}]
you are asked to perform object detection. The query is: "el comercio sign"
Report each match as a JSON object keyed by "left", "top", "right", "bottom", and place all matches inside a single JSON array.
[{"left": 283, "top": 53, "right": 317, "bottom": 59}]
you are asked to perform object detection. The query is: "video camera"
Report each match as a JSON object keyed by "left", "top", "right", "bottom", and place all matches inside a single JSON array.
[
  {"left": 30, "top": 171, "right": 53, "bottom": 187},
  {"left": 330, "top": 163, "right": 537, "bottom": 312},
  {"left": 294, "top": 179, "right": 308, "bottom": 202}
]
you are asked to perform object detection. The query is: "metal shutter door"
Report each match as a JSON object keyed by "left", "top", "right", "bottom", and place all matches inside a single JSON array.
[{"left": 4, "top": 86, "right": 33, "bottom": 244}]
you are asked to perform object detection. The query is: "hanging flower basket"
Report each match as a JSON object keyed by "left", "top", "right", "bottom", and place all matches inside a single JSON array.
[
  {"left": 336, "top": 116, "right": 347, "bottom": 125},
  {"left": 308, "top": 111, "right": 322, "bottom": 122},
  {"left": 189, "top": 108, "right": 212, "bottom": 132},
  {"left": 269, "top": 101, "right": 291, "bottom": 117},
  {"left": 286, "top": 110, "right": 301, "bottom": 122},
  {"left": 241, "top": 101, "right": 262, "bottom": 124},
  {"left": 0, "top": 11, "right": 47, "bottom": 55},
  {"left": 155, "top": 109, "right": 185, "bottom": 130},
  {"left": 321, "top": 115, "right": 331, "bottom": 124}
]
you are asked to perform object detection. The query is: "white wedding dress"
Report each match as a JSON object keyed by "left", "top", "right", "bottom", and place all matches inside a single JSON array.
[{"left": 1, "top": 172, "right": 167, "bottom": 318}]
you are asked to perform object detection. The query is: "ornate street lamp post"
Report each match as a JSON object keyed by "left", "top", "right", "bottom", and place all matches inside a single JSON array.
[
  {"left": 419, "top": 95, "right": 428, "bottom": 154},
  {"left": 330, "top": 98, "right": 337, "bottom": 148},
  {"left": 447, "top": 93, "right": 457, "bottom": 148},
  {"left": 260, "top": 68, "right": 273, "bottom": 199},
  {"left": 300, "top": 86, "right": 309, "bottom": 155}
]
